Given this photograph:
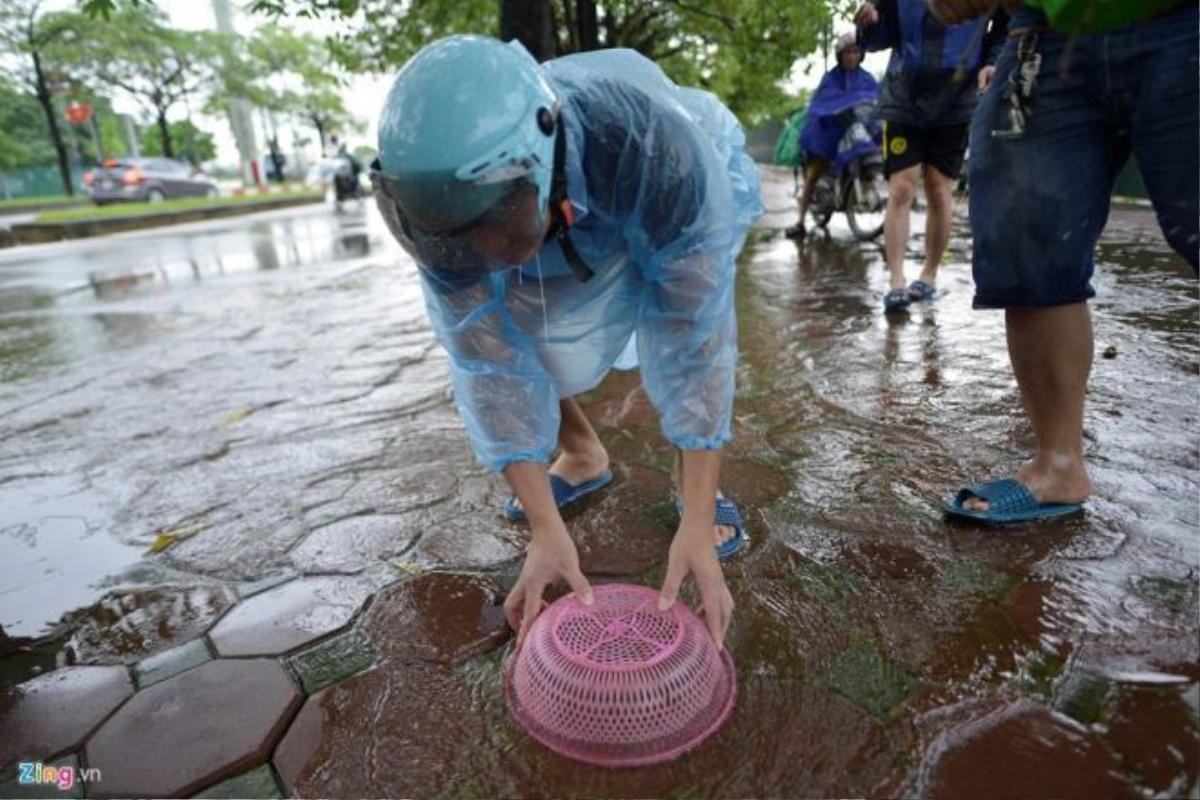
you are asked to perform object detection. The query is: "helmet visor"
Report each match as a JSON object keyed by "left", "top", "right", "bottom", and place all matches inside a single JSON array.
[{"left": 372, "top": 160, "right": 547, "bottom": 274}]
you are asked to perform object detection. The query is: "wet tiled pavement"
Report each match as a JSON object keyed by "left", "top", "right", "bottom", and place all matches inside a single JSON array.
[{"left": 1, "top": 177, "right": 1197, "bottom": 797}]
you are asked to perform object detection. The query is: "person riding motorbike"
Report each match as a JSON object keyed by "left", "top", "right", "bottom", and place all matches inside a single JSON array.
[{"left": 785, "top": 32, "right": 881, "bottom": 240}]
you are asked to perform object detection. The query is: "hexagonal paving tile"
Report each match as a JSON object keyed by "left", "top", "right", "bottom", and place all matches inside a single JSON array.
[
  {"left": 0, "top": 666, "right": 133, "bottom": 766},
  {"left": 272, "top": 663, "right": 483, "bottom": 798},
  {"left": 84, "top": 658, "right": 301, "bottom": 798},
  {"left": 359, "top": 572, "right": 509, "bottom": 665},
  {"left": 209, "top": 576, "right": 374, "bottom": 657}
]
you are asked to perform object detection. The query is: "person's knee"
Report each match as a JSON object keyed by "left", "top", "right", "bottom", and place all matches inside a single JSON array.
[
  {"left": 888, "top": 174, "right": 918, "bottom": 207},
  {"left": 923, "top": 172, "right": 955, "bottom": 215}
]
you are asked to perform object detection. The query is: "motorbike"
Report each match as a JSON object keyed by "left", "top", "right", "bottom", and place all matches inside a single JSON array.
[{"left": 807, "top": 102, "right": 887, "bottom": 242}]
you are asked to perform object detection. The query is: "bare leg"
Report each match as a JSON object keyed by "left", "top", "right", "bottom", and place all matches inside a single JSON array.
[
  {"left": 884, "top": 165, "right": 921, "bottom": 291},
  {"left": 916, "top": 165, "right": 956, "bottom": 287},
  {"left": 510, "top": 398, "right": 609, "bottom": 512},
  {"left": 965, "top": 303, "right": 1094, "bottom": 510},
  {"left": 788, "top": 161, "right": 826, "bottom": 239},
  {"left": 673, "top": 451, "right": 735, "bottom": 546}
]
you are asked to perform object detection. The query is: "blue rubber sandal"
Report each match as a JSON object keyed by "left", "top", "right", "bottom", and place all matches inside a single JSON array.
[
  {"left": 673, "top": 495, "right": 748, "bottom": 561},
  {"left": 907, "top": 279, "right": 937, "bottom": 301},
  {"left": 504, "top": 470, "right": 614, "bottom": 522},
  {"left": 884, "top": 288, "right": 911, "bottom": 313},
  {"left": 943, "top": 478, "right": 1083, "bottom": 524}
]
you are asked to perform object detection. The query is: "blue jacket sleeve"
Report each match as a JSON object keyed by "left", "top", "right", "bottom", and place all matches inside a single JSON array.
[
  {"left": 863, "top": 0, "right": 901, "bottom": 52},
  {"left": 616, "top": 93, "right": 745, "bottom": 452},
  {"left": 417, "top": 267, "right": 560, "bottom": 472}
]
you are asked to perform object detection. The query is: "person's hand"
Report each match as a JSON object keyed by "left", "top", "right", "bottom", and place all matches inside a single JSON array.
[
  {"left": 657, "top": 515, "right": 735, "bottom": 648},
  {"left": 504, "top": 521, "right": 593, "bottom": 648},
  {"left": 977, "top": 64, "right": 997, "bottom": 94},
  {"left": 854, "top": 2, "right": 879, "bottom": 27}
]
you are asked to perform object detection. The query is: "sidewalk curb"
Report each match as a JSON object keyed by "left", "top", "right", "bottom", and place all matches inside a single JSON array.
[{"left": 6, "top": 194, "right": 323, "bottom": 247}]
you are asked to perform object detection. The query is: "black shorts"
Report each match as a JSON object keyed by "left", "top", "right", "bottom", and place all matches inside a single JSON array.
[{"left": 882, "top": 122, "right": 969, "bottom": 179}]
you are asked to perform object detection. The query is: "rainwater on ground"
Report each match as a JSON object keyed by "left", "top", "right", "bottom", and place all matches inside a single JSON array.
[{"left": 0, "top": 172, "right": 1196, "bottom": 797}]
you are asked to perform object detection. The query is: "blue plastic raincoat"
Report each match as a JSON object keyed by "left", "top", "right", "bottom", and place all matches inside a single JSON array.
[
  {"left": 415, "top": 49, "right": 763, "bottom": 471},
  {"left": 799, "top": 65, "right": 881, "bottom": 171}
]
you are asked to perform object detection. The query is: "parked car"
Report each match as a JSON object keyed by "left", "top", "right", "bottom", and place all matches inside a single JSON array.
[{"left": 83, "top": 158, "right": 219, "bottom": 205}]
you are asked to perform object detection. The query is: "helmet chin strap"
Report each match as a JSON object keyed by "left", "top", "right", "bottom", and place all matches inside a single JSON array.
[{"left": 543, "top": 124, "right": 594, "bottom": 283}]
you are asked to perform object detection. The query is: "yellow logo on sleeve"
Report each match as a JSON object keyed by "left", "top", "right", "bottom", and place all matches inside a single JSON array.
[{"left": 889, "top": 136, "right": 909, "bottom": 156}]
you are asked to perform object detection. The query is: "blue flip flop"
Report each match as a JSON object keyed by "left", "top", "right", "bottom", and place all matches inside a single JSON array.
[
  {"left": 503, "top": 470, "right": 614, "bottom": 522},
  {"left": 907, "top": 279, "right": 937, "bottom": 301},
  {"left": 673, "top": 495, "right": 748, "bottom": 561},
  {"left": 884, "top": 288, "right": 911, "bottom": 313},
  {"left": 944, "top": 478, "right": 1083, "bottom": 524}
]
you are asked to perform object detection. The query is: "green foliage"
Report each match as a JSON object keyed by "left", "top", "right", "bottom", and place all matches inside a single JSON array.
[
  {"left": 208, "top": 23, "right": 362, "bottom": 149},
  {"left": 139, "top": 119, "right": 216, "bottom": 164},
  {"left": 0, "top": 80, "right": 56, "bottom": 167},
  {"left": 67, "top": 3, "right": 226, "bottom": 157},
  {"left": 248, "top": 0, "right": 831, "bottom": 124}
]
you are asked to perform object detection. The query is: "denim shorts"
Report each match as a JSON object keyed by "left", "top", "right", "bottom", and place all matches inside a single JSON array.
[{"left": 969, "top": 3, "right": 1199, "bottom": 309}]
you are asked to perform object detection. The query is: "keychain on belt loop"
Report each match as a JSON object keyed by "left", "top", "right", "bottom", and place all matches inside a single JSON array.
[{"left": 994, "top": 30, "right": 1043, "bottom": 140}]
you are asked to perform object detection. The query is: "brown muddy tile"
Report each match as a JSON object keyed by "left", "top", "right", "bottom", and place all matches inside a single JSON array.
[
  {"left": 487, "top": 675, "right": 899, "bottom": 798},
  {"left": 209, "top": 576, "right": 373, "bottom": 657},
  {"left": 720, "top": 459, "right": 792, "bottom": 508},
  {"left": 271, "top": 688, "right": 326, "bottom": 793},
  {"left": 84, "top": 658, "right": 300, "bottom": 798},
  {"left": 0, "top": 666, "right": 133, "bottom": 766},
  {"left": 572, "top": 466, "right": 673, "bottom": 576},
  {"left": 1104, "top": 684, "right": 1200, "bottom": 795},
  {"left": 275, "top": 663, "right": 485, "bottom": 799},
  {"left": 579, "top": 381, "right": 656, "bottom": 429},
  {"left": 921, "top": 703, "right": 1137, "bottom": 800},
  {"left": 845, "top": 541, "right": 934, "bottom": 580},
  {"left": 61, "top": 586, "right": 236, "bottom": 665},
  {"left": 360, "top": 573, "right": 508, "bottom": 665}
]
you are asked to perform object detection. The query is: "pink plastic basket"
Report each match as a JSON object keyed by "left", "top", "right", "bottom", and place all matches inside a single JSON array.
[{"left": 504, "top": 583, "right": 737, "bottom": 767}]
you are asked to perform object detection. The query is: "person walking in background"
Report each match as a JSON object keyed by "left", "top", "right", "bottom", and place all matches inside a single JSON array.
[{"left": 855, "top": 0, "right": 1007, "bottom": 313}]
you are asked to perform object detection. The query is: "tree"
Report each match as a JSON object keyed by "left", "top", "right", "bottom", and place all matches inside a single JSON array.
[
  {"left": 0, "top": 77, "right": 60, "bottom": 168},
  {"left": 0, "top": 0, "right": 87, "bottom": 194},
  {"left": 139, "top": 119, "right": 215, "bottom": 165},
  {"left": 73, "top": 4, "right": 224, "bottom": 158},
  {"left": 210, "top": 24, "right": 361, "bottom": 156},
  {"left": 247, "top": 0, "right": 831, "bottom": 125}
]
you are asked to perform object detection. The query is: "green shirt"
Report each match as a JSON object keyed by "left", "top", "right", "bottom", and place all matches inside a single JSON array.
[{"left": 1023, "top": 0, "right": 1186, "bottom": 32}]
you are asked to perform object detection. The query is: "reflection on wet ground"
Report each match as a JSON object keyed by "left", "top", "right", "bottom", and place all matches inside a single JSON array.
[{"left": 0, "top": 173, "right": 1196, "bottom": 797}]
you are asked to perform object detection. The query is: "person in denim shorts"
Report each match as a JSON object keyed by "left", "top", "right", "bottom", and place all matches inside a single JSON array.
[{"left": 934, "top": 0, "right": 1198, "bottom": 522}]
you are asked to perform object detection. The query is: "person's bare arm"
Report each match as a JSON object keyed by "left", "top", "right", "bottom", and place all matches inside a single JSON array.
[
  {"left": 658, "top": 449, "right": 734, "bottom": 647},
  {"left": 502, "top": 461, "right": 593, "bottom": 646}
]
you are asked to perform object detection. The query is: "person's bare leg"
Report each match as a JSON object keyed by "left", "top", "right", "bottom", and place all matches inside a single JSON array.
[
  {"left": 673, "top": 451, "right": 735, "bottom": 547},
  {"left": 510, "top": 398, "right": 609, "bottom": 512},
  {"left": 965, "top": 303, "right": 1093, "bottom": 511},
  {"left": 788, "top": 161, "right": 825, "bottom": 238},
  {"left": 916, "top": 166, "right": 956, "bottom": 287},
  {"left": 885, "top": 166, "right": 920, "bottom": 291}
]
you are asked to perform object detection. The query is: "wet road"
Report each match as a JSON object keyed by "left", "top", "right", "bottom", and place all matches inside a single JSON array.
[{"left": 0, "top": 173, "right": 1196, "bottom": 797}]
